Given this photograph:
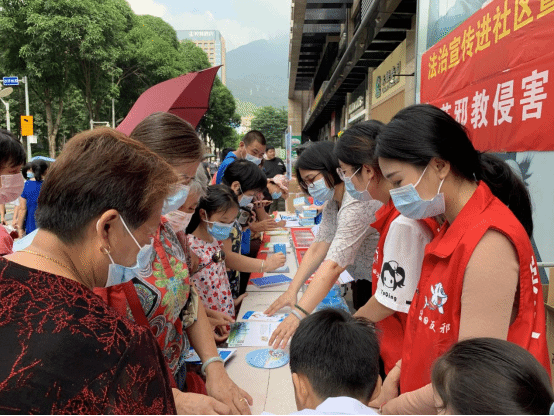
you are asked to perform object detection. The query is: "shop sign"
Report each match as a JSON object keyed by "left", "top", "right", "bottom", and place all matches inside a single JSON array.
[
  {"left": 372, "top": 41, "right": 406, "bottom": 106},
  {"left": 421, "top": 0, "right": 554, "bottom": 152}
]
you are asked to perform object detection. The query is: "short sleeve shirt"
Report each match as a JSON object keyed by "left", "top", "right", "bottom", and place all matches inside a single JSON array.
[
  {"left": 375, "top": 215, "right": 434, "bottom": 313},
  {"left": 314, "top": 190, "right": 382, "bottom": 281}
]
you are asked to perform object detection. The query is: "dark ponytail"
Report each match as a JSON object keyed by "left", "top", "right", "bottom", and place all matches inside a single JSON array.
[
  {"left": 432, "top": 337, "right": 554, "bottom": 415},
  {"left": 376, "top": 104, "right": 533, "bottom": 236},
  {"left": 185, "top": 184, "right": 239, "bottom": 234},
  {"left": 335, "top": 120, "right": 385, "bottom": 172}
]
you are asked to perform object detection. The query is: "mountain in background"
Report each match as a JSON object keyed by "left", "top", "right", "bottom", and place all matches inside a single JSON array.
[{"left": 226, "top": 37, "right": 289, "bottom": 113}]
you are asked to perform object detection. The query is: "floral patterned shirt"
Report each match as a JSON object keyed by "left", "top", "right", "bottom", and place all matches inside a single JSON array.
[
  {"left": 94, "top": 219, "right": 199, "bottom": 378},
  {"left": 188, "top": 234, "right": 235, "bottom": 319}
]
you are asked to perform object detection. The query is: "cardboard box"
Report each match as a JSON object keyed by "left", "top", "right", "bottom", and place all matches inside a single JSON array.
[{"left": 545, "top": 268, "right": 554, "bottom": 383}]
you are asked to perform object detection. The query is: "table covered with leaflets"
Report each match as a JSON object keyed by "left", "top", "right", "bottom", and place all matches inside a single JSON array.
[{"left": 220, "top": 212, "right": 351, "bottom": 414}]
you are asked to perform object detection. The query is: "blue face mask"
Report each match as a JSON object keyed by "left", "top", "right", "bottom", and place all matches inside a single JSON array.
[
  {"left": 307, "top": 177, "right": 334, "bottom": 202},
  {"left": 245, "top": 152, "right": 262, "bottom": 165},
  {"left": 271, "top": 191, "right": 282, "bottom": 200},
  {"left": 26, "top": 172, "right": 34, "bottom": 179},
  {"left": 389, "top": 165, "right": 445, "bottom": 220},
  {"left": 103, "top": 216, "right": 155, "bottom": 287},
  {"left": 205, "top": 219, "right": 234, "bottom": 241},
  {"left": 238, "top": 185, "right": 254, "bottom": 207},
  {"left": 162, "top": 184, "right": 190, "bottom": 215},
  {"left": 342, "top": 168, "right": 373, "bottom": 202}
]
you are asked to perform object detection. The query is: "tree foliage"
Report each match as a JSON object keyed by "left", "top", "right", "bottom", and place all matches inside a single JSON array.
[
  {"left": 251, "top": 106, "right": 288, "bottom": 147},
  {"left": 0, "top": 1, "right": 240, "bottom": 157}
]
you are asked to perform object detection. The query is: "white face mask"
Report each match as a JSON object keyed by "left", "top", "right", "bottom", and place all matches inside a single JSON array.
[
  {"left": 0, "top": 174, "right": 25, "bottom": 204},
  {"left": 165, "top": 210, "right": 193, "bottom": 232},
  {"left": 389, "top": 165, "right": 445, "bottom": 220}
]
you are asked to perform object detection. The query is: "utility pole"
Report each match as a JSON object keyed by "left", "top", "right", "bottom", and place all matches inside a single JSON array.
[{"left": 23, "top": 76, "right": 31, "bottom": 162}]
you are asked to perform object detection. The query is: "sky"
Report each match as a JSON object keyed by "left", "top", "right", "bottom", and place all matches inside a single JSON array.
[{"left": 126, "top": 0, "right": 292, "bottom": 51}]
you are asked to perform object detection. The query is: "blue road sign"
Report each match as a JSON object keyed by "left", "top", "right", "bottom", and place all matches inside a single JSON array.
[{"left": 2, "top": 77, "right": 19, "bottom": 86}]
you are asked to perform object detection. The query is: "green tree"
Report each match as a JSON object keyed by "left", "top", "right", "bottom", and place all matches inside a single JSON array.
[
  {"left": 114, "top": 14, "right": 186, "bottom": 121},
  {"left": 251, "top": 106, "right": 288, "bottom": 147},
  {"left": 179, "top": 40, "right": 211, "bottom": 73},
  {"left": 199, "top": 78, "right": 241, "bottom": 150}
]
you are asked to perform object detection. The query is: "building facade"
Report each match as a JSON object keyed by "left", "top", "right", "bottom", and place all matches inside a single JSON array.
[
  {"left": 288, "top": 0, "right": 417, "bottom": 143},
  {"left": 288, "top": 0, "right": 554, "bottom": 280},
  {"left": 177, "top": 30, "right": 227, "bottom": 84}
]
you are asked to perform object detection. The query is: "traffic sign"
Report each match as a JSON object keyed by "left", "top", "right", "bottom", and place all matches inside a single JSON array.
[
  {"left": 21, "top": 116, "right": 33, "bottom": 136},
  {"left": 3, "top": 77, "right": 19, "bottom": 86}
]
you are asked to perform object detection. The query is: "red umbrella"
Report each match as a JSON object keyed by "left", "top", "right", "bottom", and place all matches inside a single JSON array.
[{"left": 116, "top": 65, "right": 221, "bottom": 135}]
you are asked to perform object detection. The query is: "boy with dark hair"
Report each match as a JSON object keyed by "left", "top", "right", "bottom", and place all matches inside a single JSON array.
[{"left": 289, "top": 309, "right": 380, "bottom": 415}]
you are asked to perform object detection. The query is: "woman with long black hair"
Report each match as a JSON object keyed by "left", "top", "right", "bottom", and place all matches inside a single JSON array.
[{"left": 375, "top": 104, "right": 549, "bottom": 414}]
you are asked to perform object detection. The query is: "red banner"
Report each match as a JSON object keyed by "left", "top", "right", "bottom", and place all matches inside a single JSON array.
[{"left": 421, "top": 0, "right": 554, "bottom": 152}]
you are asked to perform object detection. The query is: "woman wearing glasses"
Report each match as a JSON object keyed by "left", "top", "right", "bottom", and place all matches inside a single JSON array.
[{"left": 266, "top": 141, "right": 382, "bottom": 349}]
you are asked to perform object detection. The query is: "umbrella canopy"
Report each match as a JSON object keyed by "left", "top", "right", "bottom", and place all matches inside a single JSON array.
[
  {"left": 30, "top": 155, "right": 55, "bottom": 163},
  {"left": 116, "top": 65, "right": 221, "bottom": 136}
]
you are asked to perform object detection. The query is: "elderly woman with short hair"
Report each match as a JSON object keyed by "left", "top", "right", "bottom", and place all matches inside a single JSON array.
[{"left": 0, "top": 128, "right": 178, "bottom": 414}]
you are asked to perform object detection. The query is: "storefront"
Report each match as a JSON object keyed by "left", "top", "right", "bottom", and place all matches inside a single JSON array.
[{"left": 370, "top": 40, "right": 410, "bottom": 123}]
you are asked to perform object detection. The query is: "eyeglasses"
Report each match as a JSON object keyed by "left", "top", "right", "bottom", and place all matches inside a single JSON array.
[
  {"left": 336, "top": 167, "right": 360, "bottom": 181},
  {"left": 179, "top": 173, "right": 195, "bottom": 184},
  {"left": 299, "top": 172, "right": 323, "bottom": 190}
]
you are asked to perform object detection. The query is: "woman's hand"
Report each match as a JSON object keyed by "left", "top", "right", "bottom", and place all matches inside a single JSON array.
[
  {"left": 267, "top": 313, "right": 300, "bottom": 350},
  {"left": 264, "top": 289, "right": 297, "bottom": 316},
  {"left": 205, "top": 365, "right": 253, "bottom": 415},
  {"left": 368, "top": 360, "right": 401, "bottom": 410},
  {"left": 172, "top": 389, "right": 231, "bottom": 415},
  {"left": 265, "top": 253, "right": 286, "bottom": 271},
  {"left": 249, "top": 218, "right": 280, "bottom": 233}
]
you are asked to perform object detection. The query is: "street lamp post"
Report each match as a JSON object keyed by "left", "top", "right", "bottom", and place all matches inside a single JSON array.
[{"left": 0, "top": 87, "right": 14, "bottom": 132}]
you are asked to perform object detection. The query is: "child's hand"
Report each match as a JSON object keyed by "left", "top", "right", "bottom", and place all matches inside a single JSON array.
[
  {"left": 265, "top": 253, "right": 286, "bottom": 271},
  {"left": 206, "top": 309, "right": 235, "bottom": 328},
  {"left": 368, "top": 360, "right": 401, "bottom": 410}
]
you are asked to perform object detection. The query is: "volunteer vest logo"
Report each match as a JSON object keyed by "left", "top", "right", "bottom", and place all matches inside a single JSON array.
[
  {"left": 381, "top": 261, "right": 405, "bottom": 291},
  {"left": 424, "top": 282, "right": 448, "bottom": 314}
]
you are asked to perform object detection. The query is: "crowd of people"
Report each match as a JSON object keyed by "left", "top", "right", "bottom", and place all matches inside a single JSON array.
[{"left": 0, "top": 103, "right": 552, "bottom": 415}]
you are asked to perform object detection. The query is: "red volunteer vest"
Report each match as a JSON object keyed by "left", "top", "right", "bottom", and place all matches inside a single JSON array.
[
  {"left": 370, "top": 199, "right": 440, "bottom": 374},
  {"left": 400, "top": 182, "right": 550, "bottom": 393}
]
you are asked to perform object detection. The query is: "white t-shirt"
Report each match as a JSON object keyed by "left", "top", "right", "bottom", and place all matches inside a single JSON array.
[
  {"left": 291, "top": 397, "right": 378, "bottom": 415},
  {"left": 375, "top": 215, "right": 434, "bottom": 313}
]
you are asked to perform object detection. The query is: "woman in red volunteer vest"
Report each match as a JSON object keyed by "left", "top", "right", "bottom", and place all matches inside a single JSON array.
[
  {"left": 375, "top": 104, "right": 550, "bottom": 414},
  {"left": 335, "top": 120, "right": 439, "bottom": 376}
]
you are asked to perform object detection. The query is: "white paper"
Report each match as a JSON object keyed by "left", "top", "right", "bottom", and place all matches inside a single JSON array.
[
  {"left": 338, "top": 270, "right": 354, "bottom": 284},
  {"left": 227, "top": 322, "right": 281, "bottom": 347},
  {"left": 242, "top": 311, "right": 288, "bottom": 322}
]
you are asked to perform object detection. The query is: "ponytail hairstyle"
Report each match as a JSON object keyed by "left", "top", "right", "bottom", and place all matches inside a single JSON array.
[
  {"left": 335, "top": 119, "right": 385, "bottom": 175},
  {"left": 375, "top": 104, "right": 533, "bottom": 237},
  {"left": 31, "top": 160, "right": 49, "bottom": 182},
  {"left": 295, "top": 141, "right": 341, "bottom": 194},
  {"left": 186, "top": 184, "right": 239, "bottom": 234},
  {"left": 432, "top": 337, "right": 554, "bottom": 415}
]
